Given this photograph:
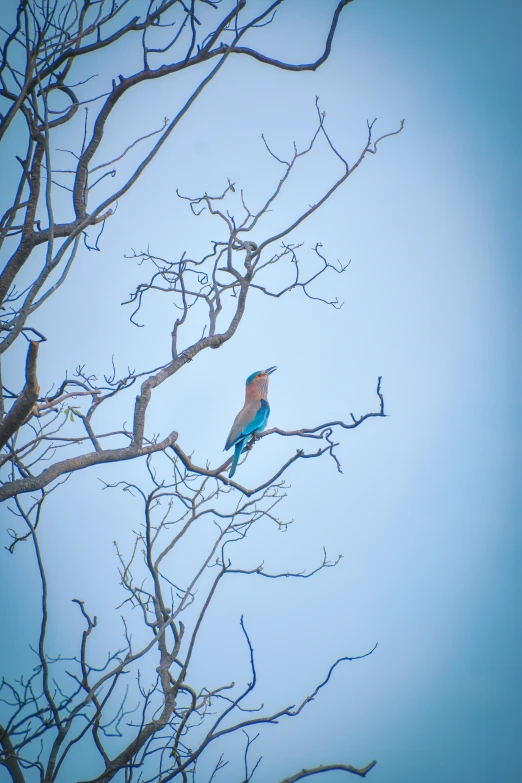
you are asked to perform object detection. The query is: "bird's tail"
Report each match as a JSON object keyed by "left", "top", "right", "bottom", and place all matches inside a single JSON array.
[{"left": 229, "top": 439, "right": 245, "bottom": 478}]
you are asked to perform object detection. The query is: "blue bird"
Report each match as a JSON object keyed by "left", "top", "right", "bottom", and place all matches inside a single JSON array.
[{"left": 224, "top": 367, "right": 277, "bottom": 478}]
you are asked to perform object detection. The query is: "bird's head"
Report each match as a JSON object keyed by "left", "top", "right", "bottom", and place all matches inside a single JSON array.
[{"left": 246, "top": 366, "right": 277, "bottom": 386}]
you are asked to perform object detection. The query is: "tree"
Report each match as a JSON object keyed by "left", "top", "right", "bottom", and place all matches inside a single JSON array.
[{"left": 0, "top": 2, "right": 403, "bottom": 781}]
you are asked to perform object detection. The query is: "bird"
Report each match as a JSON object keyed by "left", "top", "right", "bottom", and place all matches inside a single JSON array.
[{"left": 224, "top": 367, "right": 277, "bottom": 479}]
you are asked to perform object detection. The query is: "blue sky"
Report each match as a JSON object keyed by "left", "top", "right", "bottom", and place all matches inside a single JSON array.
[{"left": 0, "top": 0, "right": 520, "bottom": 781}]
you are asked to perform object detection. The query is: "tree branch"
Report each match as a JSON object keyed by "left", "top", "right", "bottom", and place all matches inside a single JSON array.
[
  {"left": 218, "top": 0, "right": 354, "bottom": 72},
  {"left": 0, "top": 431, "right": 178, "bottom": 502},
  {"left": 0, "top": 723, "right": 26, "bottom": 783},
  {"left": 0, "top": 340, "right": 40, "bottom": 449},
  {"left": 276, "top": 760, "right": 378, "bottom": 782}
]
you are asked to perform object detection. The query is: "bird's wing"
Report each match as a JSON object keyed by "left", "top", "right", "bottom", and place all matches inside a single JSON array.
[
  {"left": 224, "top": 399, "right": 270, "bottom": 451},
  {"left": 242, "top": 400, "right": 270, "bottom": 436}
]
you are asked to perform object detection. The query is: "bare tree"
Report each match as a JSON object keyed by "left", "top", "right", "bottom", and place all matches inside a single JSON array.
[{"left": 0, "top": 1, "right": 404, "bottom": 781}]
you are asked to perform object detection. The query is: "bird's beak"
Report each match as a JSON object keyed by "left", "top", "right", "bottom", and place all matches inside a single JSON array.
[{"left": 265, "top": 366, "right": 277, "bottom": 375}]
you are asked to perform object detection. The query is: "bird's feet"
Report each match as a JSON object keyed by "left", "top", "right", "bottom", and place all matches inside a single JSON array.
[{"left": 245, "top": 433, "right": 261, "bottom": 452}]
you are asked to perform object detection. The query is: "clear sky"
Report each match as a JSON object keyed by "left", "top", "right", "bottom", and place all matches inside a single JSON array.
[{"left": 0, "top": 1, "right": 520, "bottom": 781}]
